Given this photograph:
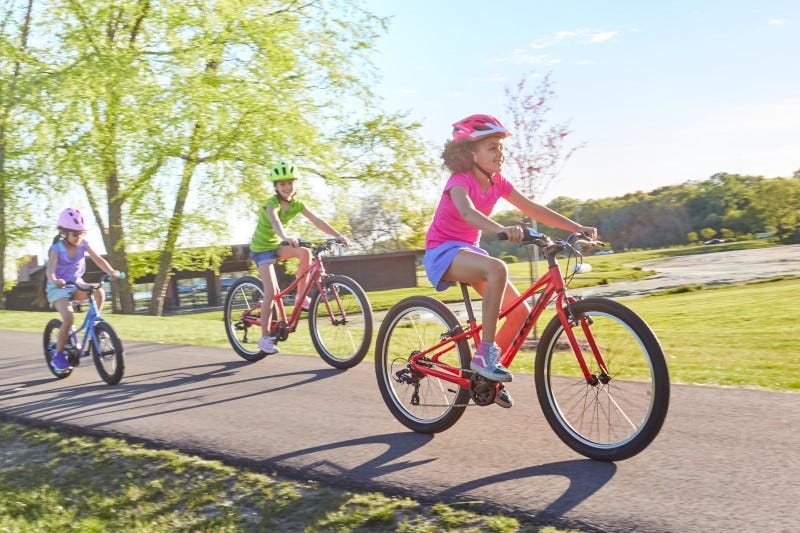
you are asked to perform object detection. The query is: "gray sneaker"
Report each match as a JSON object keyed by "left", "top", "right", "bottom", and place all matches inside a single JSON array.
[
  {"left": 494, "top": 387, "right": 513, "bottom": 408},
  {"left": 470, "top": 342, "right": 512, "bottom": 382},
  {"left": 257, "top": 336, "right": 279, "bottom": 355}
]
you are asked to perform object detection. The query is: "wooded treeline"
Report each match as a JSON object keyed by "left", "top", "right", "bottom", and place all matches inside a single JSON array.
[{"left": 485, "top": 171, "right": 800, "bottom": 257}]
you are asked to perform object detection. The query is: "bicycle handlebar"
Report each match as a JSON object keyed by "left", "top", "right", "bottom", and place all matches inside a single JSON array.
[
  {"left": 497, "top": 229, "right": 605, "bottom": 248},
  {"left": 47, "top": 272, "right": 126, "bottom": 290},
  {"left": 280, "top": 238, "right": 345, "bottom": 249}
]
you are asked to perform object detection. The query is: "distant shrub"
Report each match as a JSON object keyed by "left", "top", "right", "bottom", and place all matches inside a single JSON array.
[{"left": 499, "top": 254, "right": 518, "bottom": 264}]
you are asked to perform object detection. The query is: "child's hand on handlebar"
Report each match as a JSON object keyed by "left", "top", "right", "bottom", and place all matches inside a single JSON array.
[
  {"left": 336, "top": 234, "right": 351, "bottom": 247},
  {"left": 579, "top": 226, "right": 598, "bottom": 240},
  {"left": 499, "top": 226, "right": 524, "bottom": 242}
]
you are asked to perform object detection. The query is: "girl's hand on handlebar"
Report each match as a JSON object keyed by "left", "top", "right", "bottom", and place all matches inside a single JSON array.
[
  {"left": 579, "top": 226, "right": 598, "bottom": 240},
  {"left": 499, "top": 225, "right": 524, "bottom": 242},
  {"left": 336, "top": 234, "right": 351, "bottom": 247},
  {"left": 283, "top": 237, "right": 299, "bottom": 248}
]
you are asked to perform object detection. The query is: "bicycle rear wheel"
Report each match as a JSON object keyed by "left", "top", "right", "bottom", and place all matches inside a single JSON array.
[
  {"left": 43, "top": 319, "right": 71, "bottom": 379},
  {"left": 535, "top": 297, "right": 670, "bottom": 461},
  {"left": 374, "top": 296, "right": 471, "bottom": 433},
  {"left": 308, "top": 275, "right": 373, "bottom": 369},
  {"left": 224, "top": 276, "right": 269, "bottom": 362},
  {"left": 92, "top": 321, "right": 124, "bottom": 385}
]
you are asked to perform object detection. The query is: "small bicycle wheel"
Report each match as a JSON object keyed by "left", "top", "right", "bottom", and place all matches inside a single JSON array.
[
  {"left": 92, "top": 321, "right": 124, "bottom": 385},
  {"left": 374, "top": 296, "right": 471, "bottom": 433},
  {"left": 535, "top": 297, "right": 670, "bottom": 461},
  {"left": 308, "top": 275, "right": 373, "bottom": 369},
  {"left": 43, "top": 318, "right": 71, "bottom": 379},
  {"left": 224, "top": 276, "right": 269, "bottom": 362}
]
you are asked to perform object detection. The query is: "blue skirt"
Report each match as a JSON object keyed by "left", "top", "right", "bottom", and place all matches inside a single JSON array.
[{"left": 423, "top": 241, "right": 488, "bottom": 291}]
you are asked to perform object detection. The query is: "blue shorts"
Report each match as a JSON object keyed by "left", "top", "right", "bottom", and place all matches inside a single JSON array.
[
  {"left": 250, "top": 248, "right": 280, "bottom": 267},
  {"left": 46, "top": 286, "right": 78, "bottom": 307},
  {"left": 423, "top": 241, "right": 488, "bottom": 291}
]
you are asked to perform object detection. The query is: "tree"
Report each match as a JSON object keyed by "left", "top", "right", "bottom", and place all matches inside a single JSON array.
[
  {"left": 34, "top": 0, "right": 428, "bottom": 316},
  {"left": 0, "top": 0, "right": 39, "bottom": 308},
  {"left": 503, "top": 72, "right": 582, "bottom": 201},
  {"left": 503, "top": 72, "right": 582, "bottom": 281}
]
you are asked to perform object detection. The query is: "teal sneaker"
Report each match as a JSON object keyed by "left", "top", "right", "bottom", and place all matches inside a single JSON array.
[{"left": 469, "top": 342, "right": 512, "bottom": 382}]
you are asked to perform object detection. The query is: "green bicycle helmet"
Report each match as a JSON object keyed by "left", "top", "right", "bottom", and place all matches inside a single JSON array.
[{"left": 269, "top": 162, "right": 297, "bottom": 182}]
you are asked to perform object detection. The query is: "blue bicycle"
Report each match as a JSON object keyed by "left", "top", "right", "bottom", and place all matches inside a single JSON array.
[{"left": 43, "top": 274, "right": 126, "bottom": 385}]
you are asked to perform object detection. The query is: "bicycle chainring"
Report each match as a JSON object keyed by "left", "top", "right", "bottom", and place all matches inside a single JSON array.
[
  {"left": 468, "top": 373, "right": 497, "bottom": 406},
  {"left": 271, "top": 321, "right": 289, "bottom": 342}
]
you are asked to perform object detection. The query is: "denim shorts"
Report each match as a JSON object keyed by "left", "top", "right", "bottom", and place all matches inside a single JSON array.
[
  {"left": 46, "top": 286, "right": 78, "bottom": 307},
  {"left": 250, "top": 248, "right": 280, "bottom": 267},
  {"left": 423, "top": 241, "right": 488, "bottom": 291}
]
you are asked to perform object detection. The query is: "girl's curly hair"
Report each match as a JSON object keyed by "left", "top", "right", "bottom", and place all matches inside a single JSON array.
[{"left": 441, "top": 140, "right": 476, "bottom": 173}]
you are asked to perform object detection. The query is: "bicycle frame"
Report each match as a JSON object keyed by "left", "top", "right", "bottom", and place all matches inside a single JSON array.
[
  {"left": 238, "top": 245, "right": 347, "bottom": 337},
  {"left": 408, "top": 237, "right": 611, "bottom": 388},
  {"left": 64, "top": 285, "right": 108, "bottom": 359}
]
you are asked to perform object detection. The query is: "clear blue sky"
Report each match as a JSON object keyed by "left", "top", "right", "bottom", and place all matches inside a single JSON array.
[{"left": 364, "top": 0, "right": 800, "bottom": 202}]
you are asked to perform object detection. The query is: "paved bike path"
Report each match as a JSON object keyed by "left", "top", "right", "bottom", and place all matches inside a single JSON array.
[{"left": 0, "top": 329, "right": 797, "bottom": 532}]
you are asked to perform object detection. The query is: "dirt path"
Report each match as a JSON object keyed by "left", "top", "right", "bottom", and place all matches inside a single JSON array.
[{"left": 577, "top": 244, "right": 800, "bottom": 298}]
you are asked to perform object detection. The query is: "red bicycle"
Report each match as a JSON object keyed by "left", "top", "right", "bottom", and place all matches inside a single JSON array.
[
  {"left": 375, "top": 230, "right": 669, "bottom": 461},
  {"left": 224, "top": 239, "right": 373, "bottom": 369}
]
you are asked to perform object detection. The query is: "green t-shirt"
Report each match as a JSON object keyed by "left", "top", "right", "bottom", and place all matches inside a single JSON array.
[{"left": 250, "top": 195, "right": 306, "bottom": 252}]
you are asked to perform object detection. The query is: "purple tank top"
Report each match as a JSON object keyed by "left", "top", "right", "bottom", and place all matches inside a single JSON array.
[{"left": 50, "top": 240, "right": 90, "bottom": 282}]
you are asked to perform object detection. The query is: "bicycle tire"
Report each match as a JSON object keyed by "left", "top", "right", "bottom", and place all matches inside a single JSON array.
[
  {"left": 224, "top": 276, "right": 269, "bottom": 362},
  {"left": 92, "top": 321, "right": 125, "bottom": 385},
  {"left": 374, "top": 296, "right": 471, "bottom": 433},
  {"left": 307, "top": 275, "right": 373, "bottom": 369},
  {"left": 535, "top": 297, "right": 670, "bottom": 461},
  {"left": 43, "top": 318, "right": 71, "bottom": 380}
]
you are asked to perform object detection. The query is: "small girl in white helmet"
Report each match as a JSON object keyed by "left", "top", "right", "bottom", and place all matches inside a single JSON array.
[
  {"left": 250, "top": 162, "right": 351, "bottom": 355},
  {"left": 45, "top": 207, "right": 121, "bottom": 375}
]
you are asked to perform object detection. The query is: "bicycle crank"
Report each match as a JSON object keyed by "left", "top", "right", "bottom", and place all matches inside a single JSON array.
[{"left": 468, "top": 373, "right": 498, "bottom": 406}]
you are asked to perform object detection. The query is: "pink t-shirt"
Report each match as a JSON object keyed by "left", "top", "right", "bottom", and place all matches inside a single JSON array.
[{"left": 426, "top": 171, "right": 515, "bottom": 248}]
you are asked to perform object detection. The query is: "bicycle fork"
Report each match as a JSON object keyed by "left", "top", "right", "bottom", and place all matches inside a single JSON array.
[{"left": 558, "top": 298, "right": 612, "bottom": 385}]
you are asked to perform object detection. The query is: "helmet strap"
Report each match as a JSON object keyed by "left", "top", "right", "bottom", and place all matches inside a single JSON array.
[{"left": 474, "top": 163, "right": 495, "bottom": 185}]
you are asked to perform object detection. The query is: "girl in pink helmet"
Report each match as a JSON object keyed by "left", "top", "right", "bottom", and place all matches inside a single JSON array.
[
  {"left": 45, "top": 207, "right": 122, "bottom": 375},
  {"left": 423, "top": 114, "right": 597, "bottom": 407}
]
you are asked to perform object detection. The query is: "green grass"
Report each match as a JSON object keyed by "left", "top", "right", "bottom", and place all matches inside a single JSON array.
[
  {"left": 4, "top": 278, "right": 799, "bottom": 392},
  {"left": 3, "top": 418, "right": 574, "bottom": 532}
]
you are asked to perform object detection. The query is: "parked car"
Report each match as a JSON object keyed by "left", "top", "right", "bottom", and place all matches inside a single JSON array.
[
  {"left": 703, "top": 238, "right": 724, "bottom": 245},
  {"left": 594, "top": 249, "right": 615, "bottom": 255}
]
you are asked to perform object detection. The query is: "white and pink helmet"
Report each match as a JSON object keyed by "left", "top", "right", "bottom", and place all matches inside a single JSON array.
[
  {"left": 451, "top": 114, "right": 511, "bottom": 143},
  {"left": 57, "top": 207, "right": 86, "bottom": 231}
]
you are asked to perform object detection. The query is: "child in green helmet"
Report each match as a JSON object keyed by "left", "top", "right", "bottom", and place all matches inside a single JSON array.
[{"left": 249, "top": 162, "right": 351, "bottom": 355}]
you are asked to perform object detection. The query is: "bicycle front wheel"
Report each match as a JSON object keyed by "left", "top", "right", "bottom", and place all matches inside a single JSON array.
[
  {"left": 43, "top": 318, "right": 71, "bottom": 380},
  {"left": 307, "top": 275, "right": 373, "bottom": 369},
  {"left": 92, "top": 321, "right": 124, "bottom": 385},
  {"left": 224, "top": 276, "right": 268, "bottom": 362},
  {"left": 535, "top": 297, "right": 670, "bottom": 461},
  {"left": 374, "top": 296, "right": 471, "bottom": 433}
]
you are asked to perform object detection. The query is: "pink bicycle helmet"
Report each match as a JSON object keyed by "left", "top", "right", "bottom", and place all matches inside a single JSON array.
[
  {"left": 451, "top": 114, "right": 511, "bottom": 143},
  {"left": 57, "top": 207, "right": 86, "bottom": 231}
]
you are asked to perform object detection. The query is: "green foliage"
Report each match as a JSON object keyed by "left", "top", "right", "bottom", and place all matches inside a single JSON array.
[
  {"left": 700, "top": 227, "right": 717, "bottom": 239},
  {"left": 125, "top": 246, "right": 233, "bottom": 278},
  {"left": 556, "top": 173, "right": 800, "bottom": 250}
]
